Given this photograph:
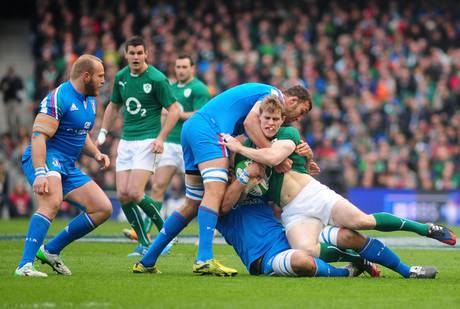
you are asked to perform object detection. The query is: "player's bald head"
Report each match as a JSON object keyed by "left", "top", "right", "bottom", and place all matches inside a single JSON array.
[{"left": 70, "top": 54, "right": 103, "bottom": 80}]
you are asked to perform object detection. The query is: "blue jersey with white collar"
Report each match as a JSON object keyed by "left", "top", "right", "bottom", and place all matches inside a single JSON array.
[
  {"left": 197, "top": 83, "right": 283, "bottom": 135},
  {"left": 23, "top": 81, "right": 97, "bottom": 161}
]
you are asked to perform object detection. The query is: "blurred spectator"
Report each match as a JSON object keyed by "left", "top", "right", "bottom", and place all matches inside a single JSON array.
[
  {"left": 8, "top": 180, "right": 32, "bottom": 218},
  {"left": 0, "top": 66, "right": 24, "bottom": 137},
  {"left": 22, "top": 0, "right": 460, "bottom": 194},
  {"left": 0, "top": 160, "right": 9, "bottom": 217}
]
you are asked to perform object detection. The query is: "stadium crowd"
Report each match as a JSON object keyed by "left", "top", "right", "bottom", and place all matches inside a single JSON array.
[{"left": 1, "top": 0, "right": 460, "bottom": 215}]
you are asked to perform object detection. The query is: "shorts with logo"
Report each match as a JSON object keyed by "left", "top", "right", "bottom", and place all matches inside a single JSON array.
[
  {"left": 116, "top": 139, "right": 161, "bottom": 172},
  {"left": 181, "top": 113, "right": 228, "bottom": 173},
  {"left": 158, "top": 142, "right": 185, "bottom": 173},
  {"left": 281, "top": 178, "right": 344, "bottom": 231},
  {"left": 22, "top": 152, "right": 91, "bottom": 197}
]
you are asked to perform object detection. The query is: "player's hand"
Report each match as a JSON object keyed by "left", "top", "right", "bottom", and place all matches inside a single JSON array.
[
  {"left": 308, "top": 161, "right": 321, "bottom": 176},
  {"left": 151, "top": 138, "right": 164, "bottom": 154},
  {"left": 274, "top": 158, "right": 292, "bottom": 173},
  {"left": 246, "top": 162, "right": 265, "bottom": 178},
  {"left": 95, "top": 152, "right": 110, "bottom": 170},
  {"left": 33, "top": 176, "right": 49, "bottom": 195},
  {"left": 96, "top": 128, "right": 108, "bottom": 146},
  {"left": 219, "top": 133, "right": 241, "bottom": 152},
  {"left": 295, "top": 140, "right": 313, "bottom": 160}
]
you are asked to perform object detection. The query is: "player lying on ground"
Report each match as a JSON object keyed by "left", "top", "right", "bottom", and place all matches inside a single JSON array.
[
  {"left": 219, "top": 160, "right": 437, "bottom": 279},
  {"left": 15, "top": 55, "right": 112, "bottom": 277},
  {"left": 221, "top": 95, "right": 454, "bottom": 276},
  {"left": 164, "top": 83, "right": 313, "bottom": 276}
]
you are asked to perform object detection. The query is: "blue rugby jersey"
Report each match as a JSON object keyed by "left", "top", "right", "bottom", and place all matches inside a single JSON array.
[
  {"left": 197, "top": 83, "right": 283, "bottom": 136},
  {"left": 216, "top": 196, "right": 290, "bottom": 273},
  {"left": 23, "top": 81, "right": 97, "bottom": 161}
]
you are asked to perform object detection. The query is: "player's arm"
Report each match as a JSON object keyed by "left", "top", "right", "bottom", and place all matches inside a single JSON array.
[
  {"left": 221, "top": 162, "right": 265, "bottom": 214},
  {"left": 97, "top": 102, "right": 121, "bottom": 145},
  {"left": 243, "top": 101, "right": 272, "bottom": 148},
  {"left": 156, "top": 102, "right": 181, "bottom": 143},
  {"left": 221, "top": 134, "right": 296, "bottom": 167},
  {"left": 83, "top": 135, "right": 110, "bottom": 170},
  {"left": 31, "top": 114, "right": 59, "bottom": 194}
]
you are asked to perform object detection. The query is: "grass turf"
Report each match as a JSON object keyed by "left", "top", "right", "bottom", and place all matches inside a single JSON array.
[
  {"left": 1, "top": 241, "right": 460, "bottom": 308},
  {"left": 2, "top": 219, "right": 460, "bottom": 238},
  {"left": 1, "top": 219, "right": 459, "bottom": 308}
]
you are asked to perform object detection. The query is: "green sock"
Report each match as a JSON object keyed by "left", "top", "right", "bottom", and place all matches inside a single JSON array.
[
  {"left": 137, "top": 195, "right": 164, "bottom": 232},
  {"left": 142, "top": 216, "right": 153, "bottom": 235},
  {"left": 121, "top": 202, "right": 150, "bottom": 247},
  {"left": 372, "top": 212, "right": 429, "bottom": 236},
  {"left": 319, "top": 243, "right": 362, "bottom": 264}
]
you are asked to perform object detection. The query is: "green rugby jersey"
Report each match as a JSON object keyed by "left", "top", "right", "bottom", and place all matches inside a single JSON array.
[
  {"left": 167, "top": 78, "right": 211, "bottom": 144},
  {"left": 110, "top": 65, "right": 176, "bottom": 140},
  {"left": 267, "top": 127, "right": 308, "bottom": 206}
]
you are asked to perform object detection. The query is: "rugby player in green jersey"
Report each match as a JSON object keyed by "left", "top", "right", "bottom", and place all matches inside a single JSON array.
[
  {"left": 221, "top": 95, "right": 454, "bottom": 278},
  {"left": 124, "top": 54, "right": 211, "bottom": 254},
  {"left": 97, "top": 36, "right": 181, "bottom": 256}
]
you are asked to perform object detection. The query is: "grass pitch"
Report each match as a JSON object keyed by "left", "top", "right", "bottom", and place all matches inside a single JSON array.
[{"left": 1, "top": 220, "right": 459, "bottom": 308}]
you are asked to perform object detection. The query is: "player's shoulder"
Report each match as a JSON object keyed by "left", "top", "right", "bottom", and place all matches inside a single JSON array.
[
  {"left": 145, "top": 65, "right": 168, "bottom": 82},
  {"left": 276, "top": 126, "right": 301, "bottom": 143}
]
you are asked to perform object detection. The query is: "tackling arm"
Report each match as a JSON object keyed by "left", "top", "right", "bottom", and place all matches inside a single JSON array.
[
  {"left": 221, "top": 134, "right": 296, "bottom": 167},
  {"left": 243, "top": 103, "right": 272, "bottom": 148}
]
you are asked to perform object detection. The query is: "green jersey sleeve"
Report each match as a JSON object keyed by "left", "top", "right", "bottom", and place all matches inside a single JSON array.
[
  {"left": 276, "top": 127, "right": 301, "bottom": 145},
  {"left": 154, "top": 79, "right": 176, "bottom": 109}
]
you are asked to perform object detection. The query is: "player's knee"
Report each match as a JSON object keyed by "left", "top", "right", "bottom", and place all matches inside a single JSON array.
[
  {"left": 290, "top": 251, "right": 316, "bottom": 277},
  {"left": 117, "top": 190, "right": 130, "bottom": 204},
  {"left": 151, "top": 181, "right": 167, "bottom": 197},
  {"left": 337, "top": 228, "right": 367, "bottom": 250},
  {"left": 127, "top": 189, "right": 144, "bottom": 203},
  {"left": 350, "top": 214, "right": 375, "bottom": 230}
]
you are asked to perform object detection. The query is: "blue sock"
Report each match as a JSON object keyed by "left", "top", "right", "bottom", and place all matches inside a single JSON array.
[
  {"left": 196, "top": 205, "right": 218, "bottom": 262},
  {"left": 359, "top": 237, "right": 410, "bottom": 278},
  {"left": 45, "top": 213, "right": 96, "bottom": 255},
  {"left": 141, "top": 211, "right": 188, "bottom": 267},
  {"left": 314, "top": 258, "right": 350, "bottom": 277},
  {"left": 19, "top": 213, "right": 52, "bottom": 268}
]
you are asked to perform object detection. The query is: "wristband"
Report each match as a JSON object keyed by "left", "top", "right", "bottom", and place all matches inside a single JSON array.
[
  {"left": 34, "top": 167, "right": 47, "bottom": 177},
  {"left": 237, "top": 169, "right": 250, "bottom": 185},
  {"left": 97, "top": 128, "right": 108, "bottom": 145}
]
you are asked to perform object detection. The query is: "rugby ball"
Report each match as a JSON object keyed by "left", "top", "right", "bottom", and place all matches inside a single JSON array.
[{"left": 235, "top": 159, "right": 270, "bottom": 196}]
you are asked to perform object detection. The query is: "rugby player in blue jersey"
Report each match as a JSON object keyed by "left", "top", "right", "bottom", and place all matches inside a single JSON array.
[
  {"left": 15, "top": 55, "right": 112, "bottom": 277},
  {"left": 133, "top": 84, "right": 312, "bottom": 276}
]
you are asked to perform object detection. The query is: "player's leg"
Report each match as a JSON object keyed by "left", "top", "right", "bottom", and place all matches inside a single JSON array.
[
  {"left": 126, "top": 169, "right": 164, "bottom": 232},
  {"left": 330, "top": 199, "right": 456, "bottom": 245},
  {"left": 284, "top": 218, "right": 322, "bottom": 257},
  {"left": 15, "top": 175, "right": 62, "bottom": 277},
  {"left": 39, "top": 179, "right": 112, "bottom": 275},
  {"left": 116, "top": 140, "right": 152, "bottom": 250},
  {"left": 134, "top": 193, "right": 200, "bottom": 273},
  {"left": 195, "top": 158, "right": 228, "bottom": 262},
  {"left": 265, "top": 249, "right": 353, "bottom": 277},
  {"left": 322, "top": 225, "right": 437, "bottom": 279},
  {"left": 117, "top": 170, "right": 151, "bottom": 251}
]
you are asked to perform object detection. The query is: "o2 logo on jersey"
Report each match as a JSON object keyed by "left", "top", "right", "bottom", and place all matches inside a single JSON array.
[{"left": 126, "top": 97, "right": 147, "bottom": 117}]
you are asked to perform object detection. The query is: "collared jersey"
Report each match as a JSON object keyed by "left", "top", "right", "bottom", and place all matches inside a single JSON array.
[
  {"left": 110, "top": 65, "right": 176, "bottom": 140},
  {"left": 23, "top": 81, "right": 97, "bottom": 161}
]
